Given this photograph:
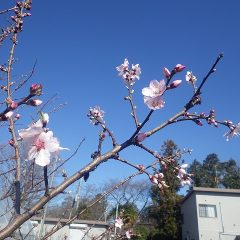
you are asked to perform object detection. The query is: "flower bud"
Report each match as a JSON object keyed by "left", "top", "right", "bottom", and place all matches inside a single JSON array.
[
  {"left": 135, "top": 132, "right": 147, "bottom": 142},
  {"left": 194, "top": 119, "right": 203, "bottom": 126},
  {"left": 163, "top": 67, "right": 171, "bottom": 78},
  {"left": 10, "top": 101, "right": 18, "bottom": 110},
  {"left": 26, "top": 99, "right": 43, "bottom": 106},
  {"left": 30, "top": 84, "right": 43, "bottom": 96},
  {"left": 168, "top": 80, "right": 182, "bottom": 89},
  {"left": 15, "top": 114, "right": 20, "bottom": 119},
  {"left": 1, "top": 111, "right": 14, "bottom": 121},
  {"left": 8, "top": 139, "right": 14, "bottom": 147},
  {"left": 174, "top": 64, "right": 186, "bottom": 72},
  {"left": 137, "top": 164, "right": 145, "bottom": 172}
]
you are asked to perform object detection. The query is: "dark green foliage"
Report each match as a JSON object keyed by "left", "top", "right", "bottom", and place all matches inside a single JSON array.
[
  {"left": 146, "top": 140, "right": 183, "bottom": 240},
  {"left": 189, "top": 154, "right": 240, "bottom": 189}
]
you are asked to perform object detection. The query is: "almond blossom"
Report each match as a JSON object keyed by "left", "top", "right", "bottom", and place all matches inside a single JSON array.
[
  {"left": 149, "top": 173, "right": 169, "bottom": 191},
  {"left": 176, "top": 164, "right": 193, "bottom": 187},
  {"left": 224, "top": 122, "right": 240, "bottom": 141},
  {"left": 115, "top": 218, "right": 123, "bottom": 229},
  {"left": 88, "top": 106, "right": 105, "bottom": 125},
  {"left": 19, "top": 113, "right": 68, "bottom": 166},
  {"left": 126, "top": 230, "right": 134, "bottom": 239},
  {"left": 186, "top": 71, "right": 197, "bottom": 84},
  {"left": 116, "top": 58, "right": 141, "bottom": 84},
  {"left": 142, "top": 80, "right": 166, "bottom": 110}
]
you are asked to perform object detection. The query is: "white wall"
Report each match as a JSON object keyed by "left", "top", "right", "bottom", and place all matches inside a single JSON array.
[
  {"left": 182, "top": 192, "right": 199, "bottom": 240},
  {"left": 196, "top": 192, "right": 240, "bottom": 240}
]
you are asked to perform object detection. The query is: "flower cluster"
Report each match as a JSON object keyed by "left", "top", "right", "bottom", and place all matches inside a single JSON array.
[
  {"left": 224, "top": 122, "right": 240, "bottom": 141},
  {"left": 176, "top": 164, "right": 193, "bottom": 186},
  {"left": 116, "top": 58, "right": 141, "bottom": 85},
  {"left": 18, "top": 113, "right": 68, "bottom": 166},
  {"left": 149, "top": 172, "right": 169, "bottom": 191},
  {"left": 88, "top": 106, "right": 105, "bottom": 125},
  {"left": 115, "top": 218, "right": 123, "bottom": 229}
]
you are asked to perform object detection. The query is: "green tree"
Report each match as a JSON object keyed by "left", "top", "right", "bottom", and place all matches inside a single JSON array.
[
  {"left": 146, "top": 140, "right": 183, "bottom": 240},
  {"left": 189, "top": 154, "right": 240, "bottom": 189},
  {"left": 221, "top": 159, "right": 240, "bottom": 188}
]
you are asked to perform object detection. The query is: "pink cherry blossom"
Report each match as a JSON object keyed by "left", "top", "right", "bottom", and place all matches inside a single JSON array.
[
  {"left": 142, "top": 80, "right": 166, "bottom": 110},
  {"left": 143, "top": 95, "right": 165, "bottom": 110},
  {"left": 116, "top": 58, "right": 129, "bottom": 75},
  {"left": 131, "top": 64, "right": 141, "bottom": 80},
  {"left": 142, "top": 80, "right": 166, "bottom": 98},
  {"left": 176, "top": 164, "right": 193, "bottom": 187},
  {"left": 224, "top": 122, "right": 240, "bottom": 141},
  {"left": 115, "top": 218, "right": 123, "bottom": 229},
  {"left": 116, "top": 58, "right": 141, "bottom": 84},
  {"left": 19, "top": 113, "right": 49, "bottom": 141},
  {"left": 27, "top": 131, "right": 66, "bottom": 166},
  {"left": 88, "top": 106, "right": 105, "bottom": 125},
  {"left": 126, "top": 230, "right": 133, "bottom": 239},
  {"left": 19, "top": 113, "right": 68, "bottom": 166},
  {"left": 186, "top": 71, "right": 197, "bottom": 83}
]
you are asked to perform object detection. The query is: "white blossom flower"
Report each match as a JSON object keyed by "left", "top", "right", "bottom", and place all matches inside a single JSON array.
[
  {"left": 88, "top": 106, "right": 105, "bottom": 125},
  {"left": 126, "top": 230, "right": 133, "bottom": 239},
  {"left": 27, "top": 131, "right": 67, "bottom": 166},
  {"left": 18, "top": 113, "right": 49, "bottom": 143},
  {"left": 186, "top": 71, "right": 197, "bottom": 84},
  {"left": 116, "top": 58, "right": 129, "bottom": 76},
  {"left": 19, "top": 113, "right": 68, "bottom": 166},
  {"left": 142, "top": 80, "right": 166, "bottom": 110},
  {"left": 116, "top": 58, "right": 141, "bottom": 84},
  {"left": 143, "top": 95, "right": 165, "bottom": 110},
  {"left": 224, "top": 122, "right": 240, "bottom": 141},
  {"left": 177, "top": 164, "right": 193, "bottom": 187},
  {"left": 142, "top": 80, "right": 166, "bottom": 98},
  {"left": 115, "top": 218, "right": 123, "bottom": 229}
]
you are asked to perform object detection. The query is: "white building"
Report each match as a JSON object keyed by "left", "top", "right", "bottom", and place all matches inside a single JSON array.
[
  {"left": 181, "top": 187, "right": 240, "bottom": 240},
  {"left": 31, "top": 217, "right": 109, "bottom": 240}
]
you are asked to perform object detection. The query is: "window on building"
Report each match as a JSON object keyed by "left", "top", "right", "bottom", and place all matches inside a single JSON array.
[{"left": 199, "top": 204, "right": 217, "bottom": 218}]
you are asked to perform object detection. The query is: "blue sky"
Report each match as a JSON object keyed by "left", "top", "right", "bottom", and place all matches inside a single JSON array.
[{"left": 1, "top": 1, "right": 240, "bottom": 190}]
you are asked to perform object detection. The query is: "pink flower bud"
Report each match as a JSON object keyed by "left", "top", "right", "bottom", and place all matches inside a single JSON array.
[
  {"left": 174, "top": 64, "right": 186, "bottom": 72},
  {"left": 15, "top": 114, "right": 20, "bottom": 119},
  {"left": 1, "top": 111, "right": 14, "bottom": 121},
  {"left": 10, "top": 101, "right": 18, "bottom": 110},
  {"left": 30, "top": 84, "right": 43, "bottom": 96},
  {"left": 163, "top": 67, "right": 171, "bottom": 78},
  {"left": 136, "top": 164, "right": 145, "bottom": 172},
  {"left": 26, "top": 99, "right": 43, "bottom": 106},
  {"left": 194, "top": 119, "right": 203, "bottom": 126},
  {"left": 169, "top": 80, "right": 182, "bottom": 89},
  {"left": 135, "top": 132, "right": 147, "bottom": 142},
  {"left": 8, "top": 139, "right": 14, "bottom": 146}
]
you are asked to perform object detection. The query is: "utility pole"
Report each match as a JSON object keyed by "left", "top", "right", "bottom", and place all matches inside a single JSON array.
[{"left": 214, "top": 164, "right": 219, "bottom": 188}]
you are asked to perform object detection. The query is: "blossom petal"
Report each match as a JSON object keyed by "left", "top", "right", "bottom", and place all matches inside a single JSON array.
[
  {"left": 34, "top": 150, "right": 51, "bottom": 167},
  {"left": 144, "top": 96, "right": 165, "bottom": 110}
]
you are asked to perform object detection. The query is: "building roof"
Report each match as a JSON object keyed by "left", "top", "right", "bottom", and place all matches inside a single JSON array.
[
  {"left": 181, "top": 187, "right": 240, "bottom": 204},
  {"left": 31, "top": 217, "right": 109, "bottom": 227}
]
